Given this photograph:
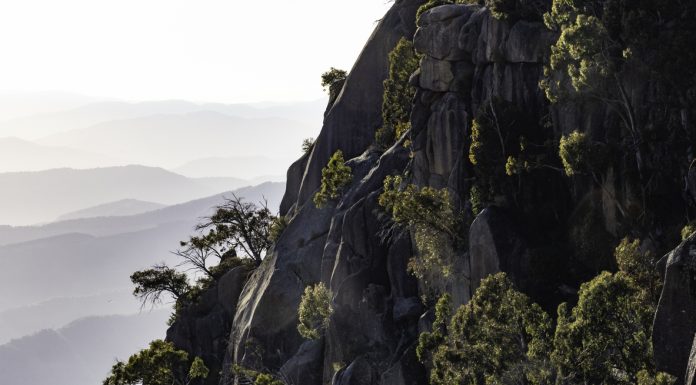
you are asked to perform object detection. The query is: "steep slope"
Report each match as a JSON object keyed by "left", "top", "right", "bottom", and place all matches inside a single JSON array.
[
  {"left": 213, "top": 0, "right": 695, "bottom": 385},
  {"left": 150, "top": 2, "right": 696, "bottom": 385},
  {"left": 223, "top": 1, "right": 425, "bottom": 385}
]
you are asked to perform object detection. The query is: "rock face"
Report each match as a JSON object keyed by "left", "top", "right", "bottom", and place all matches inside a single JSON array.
[
  {"left": 163, "top": 2, "right": 695, "bottom": 385},
  {"left": 687, "top": 336, "right": 696, "bottom": 385},
  {"left": 653, "top": 233, "right": 696, "bottom": 379},
  {"left": 166, "top": 266, "right": 252, "bottom": 385}
]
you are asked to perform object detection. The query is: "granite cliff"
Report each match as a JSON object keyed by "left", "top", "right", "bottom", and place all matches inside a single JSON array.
[{"left": 161, "top": 1, "right": 696, "bottom": 385}]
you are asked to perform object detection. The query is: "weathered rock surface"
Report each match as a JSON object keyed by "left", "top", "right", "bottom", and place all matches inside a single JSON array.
[
  {"left": 166, "top": 266, "right": 252, "bottom": 385},
  {"left": 686, "top": 335, "right": 696, "bottom": 385},
  {"left": 290, "top": 0, "right": 424, "bottom": 210},
  {"left": 653, "top": 233, "right": 696, "bottom": 379},
  {"left": 163, "top": 2, "right": 696, "bottom": 385},
  {"left": 469, "top": 207, "right": 530, "bottom": 292}
]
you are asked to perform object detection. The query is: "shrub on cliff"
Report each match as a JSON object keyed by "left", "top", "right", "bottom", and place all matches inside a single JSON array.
[
  {"left": 615, "top": 237, "right": 661, "bottom": 302},
  {"left": 379, "top": 175, "right": 464, "bottom": 297},
  {"left": 320, "top": 67, "right": 347, "bottom": 92},
  {"left": 558, "top": 131, "right": 605, "bottom": 177},
  {"left": 376, "top": 38, "right": 419, "bottom": 148},
  {"left": 297, "top": 283, "right": 333, "bottom": 340},
  {"left": 423, "top": 273, "right": 553, "bottom": 385},
  {"left": 301, "top": 137, "right": 315, "bottom": 155},
  {"left": 314, "top": 150, "right": 352, "bottom": 208},
  {"left": 103, "top": 340, "right": 208, "bottom": 385},
  {"left": 468, "top": 99, "right": 526, "bottom": 211},
  {"left": 130, "top": 195, "right": 274, "bottom": 325},
  {"left": 552, "top": 271, "right": 660, "bottom": 385},
  {"left": 131, "top": 265, "right": 191, "bottom": 308}
]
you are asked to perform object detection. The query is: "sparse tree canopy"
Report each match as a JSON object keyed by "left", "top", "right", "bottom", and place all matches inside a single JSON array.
[
  {"left": 103, "top": 340, "right": 208, "bottom": 385},
  {"left": 198, "top": 194, "right": 275, "bottom": 266},
  {"left": 320, "top": 68, "right": 347, "bottom": 92},
  {"left": 302, "top": 137, "right": 315, "bottom": 155},
  {"left": 130, "top": 264, "right": 191, "bottom": 308}
]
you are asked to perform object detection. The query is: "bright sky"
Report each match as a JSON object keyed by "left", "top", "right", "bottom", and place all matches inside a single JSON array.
[{"left": 0, "top": 0, "right": 393, "bottom": 103}]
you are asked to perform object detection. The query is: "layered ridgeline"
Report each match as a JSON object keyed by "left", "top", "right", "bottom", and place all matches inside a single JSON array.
[{"left": 104, "top": 1, "right": 696, "bottom": 385}]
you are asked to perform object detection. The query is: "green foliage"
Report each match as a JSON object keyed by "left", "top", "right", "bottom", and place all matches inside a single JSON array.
[
  {"left": 301, "top": 137, "right": 315, "bottom": 155},
  {"left": 416, "top": 293, "right": 452, "bottom": 364},
  {"left": 297, "top": 282, "right": 333, "bottom": 340},
  {"left": 202, "top": 195, "right": 275, "bottom": 265},
  {"left": 427, "top": 273, "right": 553, "bottom": 385},
  {"left": 416, "top": 0, "right": 453, "bottom": 22},
  {"left": 313, "top": 150, "right": 353, "bottom": 208},
  {"left": 468, "top": 99, "right": 527, "bottom": 211},
  {"left": 559, "top": 130, "right": 602, "bottom": 176},
  {"left": 132, "top": 195, "right": 269, "bottom": 324},
  {"left": 637, "top": 370, "right": 677, "bottom": 385},
  {"left": 379, "top": 176, "right": 457, "bottom": 236},
  {"left": 254, "top": 374, "right": 285, "bottom": 385},
  {"left": 320, "top": 67, "right": 347, "bottom": 92},
  {"left": 552, "top": 271, "right": 655, "bottom": 385},
  {"left": 233, "top": 366, "right": 285, "bottom": 385},
  {"left": 379, "top": 176, "right": 462, "bottom": 295},
  {"left": 376, "top": 38, "right": 419, "bottom": 148},
  {"left": 269, "top": 215, "right": 289, "bottom": 243},
  {"left": 131, "top": 265, "right": 191, "bottom": 308},
  {"left": 615, "top": 237, "right": 661, "bottom": 301},
  {"left": 544, "top": 12, "right": 611, "bottom": 102},
  {"left": 103, "top": 340, "right": 208, "bottom": 385},
  {"left": 681, "top": 222, "right": 696, "bottom": 240}
]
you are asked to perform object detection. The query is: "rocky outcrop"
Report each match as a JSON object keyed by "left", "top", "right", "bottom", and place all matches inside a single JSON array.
[
  {"left": 289, "top": 0, "right": 424, "bottom": 211},
  {"left": 166, "top": 266, "right": 252, "bottom": 385},
  {"left": 205, "top": 2, "right": 696, "bottom": 385},
  {"left": 653, "top": 233, "right": 696, "bottom": 379}
]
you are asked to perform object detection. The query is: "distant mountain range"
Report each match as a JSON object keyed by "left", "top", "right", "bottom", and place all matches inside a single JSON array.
[
  {"left": 37, "top": 111, "right": 311, "bottom": 167},
  {"left": 0, "top": 165, "right": 254, "bottom": 225},
  {"left": 0, "top": 182, "right": 284, "bottom": 311},
  {"left": 0, "top": 137, "right": 123, "bottom": 172},
  {"left": 0, "top": 98, "right": 325, "bottom": 140},
  {"left": 0, "top": 311, "right": 170, "bottom": 385},
  {"left": 0, "top": 182, "right": 284, "bottom": 246},
  {"left": 0, "top": 290, "right": 140, "bottom": 345},
  {"left": 56, "top": 199, "right": 167, "bottom": 221},
  {"left": 173, "top": 155, "right": 288, "bottom": 179}
]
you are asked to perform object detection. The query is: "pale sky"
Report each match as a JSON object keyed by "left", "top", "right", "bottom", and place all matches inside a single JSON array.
[{"left": 0, "top": 0, "right": 393, "bottom": 103}]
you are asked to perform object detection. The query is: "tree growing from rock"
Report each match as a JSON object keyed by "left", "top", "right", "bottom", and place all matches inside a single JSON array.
[
  {"left": 197, "top": 195, "right": 275, "bottom": 266},
  {"left": 552, "top": 271, "right": 659, "bottom": 385},
  {"left": 423, "top": 273, "right": 553, "bottom": 385},
  {"left": 297, "top": 282, "right": 333, "bottom": 340},
  {"left": 376, "top": 38, "right": 419, "bottom": 148},
  {"left": 320, "top": 68, "right": 347, "bottom": 92},
  {"left": 314, "top": 150, "right": 353, "bottom": 208},
  {"left": 131, "top": 264, "right": 191, "bottom": 308},
  {"left": 103, "top": 340, "right": 208, "bottom": 385}
]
